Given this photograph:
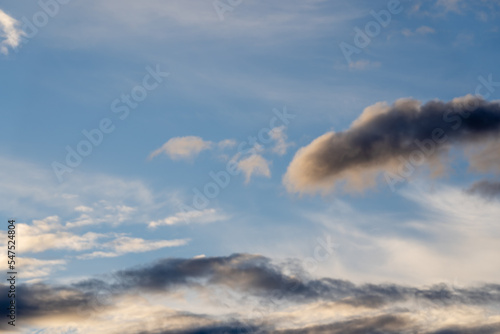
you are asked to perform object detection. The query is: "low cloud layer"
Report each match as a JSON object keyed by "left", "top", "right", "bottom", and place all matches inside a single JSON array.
[
  {"left": 466, "top": 180, "right": 500, "bottom": 199},
  {"left": 3, "top": 253, "right": 500, "bottom": 333},
  {"left": 284, "top": 96, "right": 500, "bottom": 194}
]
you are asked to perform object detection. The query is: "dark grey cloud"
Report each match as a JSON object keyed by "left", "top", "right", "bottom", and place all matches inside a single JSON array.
[
  {"left": 53, "top": 254, "right": 500, "bottom": 312},
  {"left": 138, "top": 322, "right": 265, "bottom": 334},
  {"left": 276, "top": 315, "right": 411, "bottom": 334},
  {"left": 75, "top": 253, "right": 304, "bottom": 299},
  {"left": 466, "top": 180, "right": 500, "bottom": 199},
  {"left": 70, "top": 254, "right": 500, "bottom": 310},
  {"left": 284, "top": 96, "right": 500, "bottom": 193},
  {"left": 0, "top": 283, "right": 100, "bottom": 330},
  {"left": 429, "top": 322, "right": 500, "bottom": 334},
  {"left": 138, "top": 317, "right": 500, "bottom": 334},
  {"left": 3, "top": 254, "right": 500, "bottom": 333}
]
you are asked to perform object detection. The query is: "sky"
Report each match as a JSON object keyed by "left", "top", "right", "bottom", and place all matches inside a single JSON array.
[{"left": 1, "top": 0, "right": 500, "bottom": 333}]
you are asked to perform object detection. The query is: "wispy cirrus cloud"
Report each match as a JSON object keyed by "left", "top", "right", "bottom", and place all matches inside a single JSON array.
[
  {"left": 149, "top": 136, "right": 214, "bottom": 161},
  {"left": 148, "top": 208, "right": 228, "bottom": 229},
  {"left": 76, "top": 236, "right": 189, "bottom": 259}
]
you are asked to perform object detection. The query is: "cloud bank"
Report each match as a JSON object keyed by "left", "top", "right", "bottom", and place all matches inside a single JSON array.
[
  {"left": 284, "top": 96, "right": 500, "bottom": 194},
  {"left": 2, "top": 253, "right": 500, "bottom": 333}
]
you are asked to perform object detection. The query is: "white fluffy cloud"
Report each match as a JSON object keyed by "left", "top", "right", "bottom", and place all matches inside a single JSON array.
[
  {"left": 0, "top": 215, "right": 189, "bottom": 258},
  {"left": 0, "top": 9, "right": 24, "bottom": 55},
  {"left": 237, "top": 154, "right": 271, "bottom": 183},
  {"left": 150, "top": 127, "right": 291, "bottom": 184}
]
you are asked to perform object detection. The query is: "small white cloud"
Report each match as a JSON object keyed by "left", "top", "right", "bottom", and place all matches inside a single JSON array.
[
  {"left": 0, "top": 9, "right": 25, "bottom": 55},
  {"left": 217, "top": 139, "right": 237, "bottom": 149},
  {"left": 149, "top": 136, "right": 213, "bottom": 160},
  {"left": 77, "top": 237, "right": 189, "bottom": 259},
  {"left": 269, "top": 126, "right": 292, "bottom": 156},
  {"left": 29, "top": 216, "right": 63, "bottom": 233},
  {"left": 75, "top": 205, "right": 94, "bottom": 213},
  {"left": 15, "top": 224, "right": 106, "bottom": 253},
  {"left": 237, "top": 154, "right": 271, "bottom": 184},
  {"left": 0, "top": 257, "right": 66, "bottom": 279},
  {"left": 66, "top": 204, "right": 136, "bottom": 229},
  {"left": 148, "top": 208, "right": 227, "bottom": 229},
  {"left": 20, "top": 258, "right": 66, "bottom": 278}
]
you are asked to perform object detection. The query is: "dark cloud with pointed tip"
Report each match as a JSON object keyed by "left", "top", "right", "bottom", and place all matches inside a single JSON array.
[{"left": 284, "top": 96, "right": 500, "bottom": 194}]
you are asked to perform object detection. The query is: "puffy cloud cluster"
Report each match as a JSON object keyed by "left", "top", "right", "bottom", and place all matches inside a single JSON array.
[{"left": 150, "top": 123, "right": 293, "bottom": 183}]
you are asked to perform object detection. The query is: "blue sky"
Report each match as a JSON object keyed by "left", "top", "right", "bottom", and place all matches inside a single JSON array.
[{"left": 1, "top": 0, "right": 500, "bottom": 333}]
